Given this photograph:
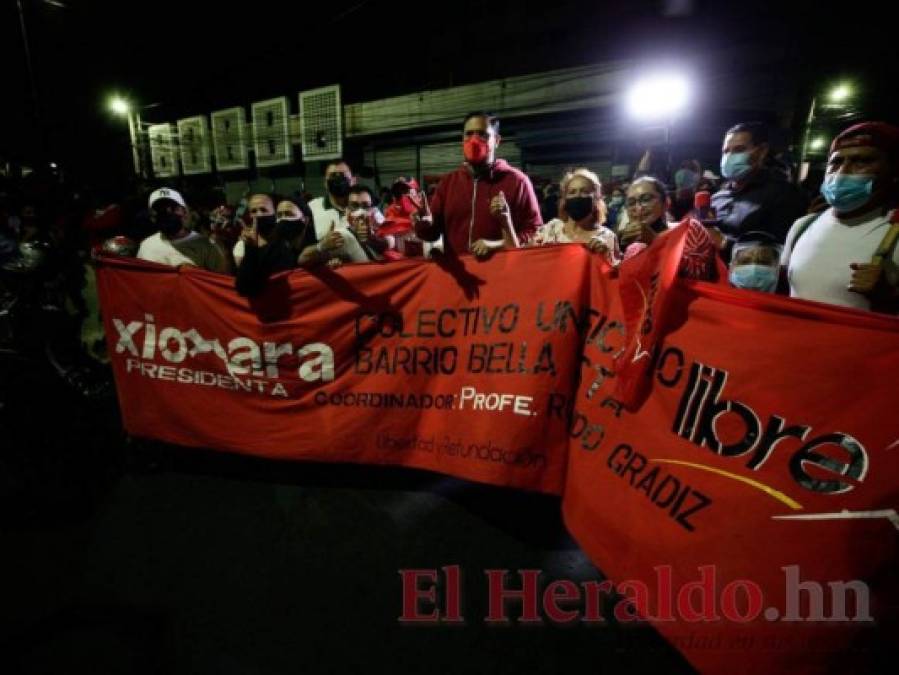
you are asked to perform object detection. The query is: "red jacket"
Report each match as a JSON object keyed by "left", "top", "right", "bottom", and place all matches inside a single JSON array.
[{"left": 417, "top": 159, "right": 541, "bottom": 254}]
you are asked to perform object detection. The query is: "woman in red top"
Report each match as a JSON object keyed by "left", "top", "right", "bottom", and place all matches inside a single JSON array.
[{"left": 380, "top": 177, "right": 426, "bottom": 258}]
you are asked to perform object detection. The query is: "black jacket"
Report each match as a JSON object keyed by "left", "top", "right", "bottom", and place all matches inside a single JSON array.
[
  {"left": 235, "top": 221, "right": 317, "bottom": 297},
  {"left": 711, "top": 168, "right": 807, "bottom": 243}
]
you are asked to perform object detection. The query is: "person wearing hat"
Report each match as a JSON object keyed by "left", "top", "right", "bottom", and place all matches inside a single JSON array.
[
  {"left": 781, "top": 122, "right": 899, "bottom": 314},
  {"left": 137, "top": 188, "right": 228, "bottom": 273},
  {"left": 711, "top": 122, "right": 807, "bottom": 251}
]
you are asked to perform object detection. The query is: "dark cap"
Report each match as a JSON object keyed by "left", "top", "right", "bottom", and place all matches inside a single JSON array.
[{"left": 831, "top": 122, "right": 899, "bottom": 161}]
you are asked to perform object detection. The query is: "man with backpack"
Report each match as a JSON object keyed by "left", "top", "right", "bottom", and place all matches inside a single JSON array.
[{"left": 781, "top": 122, "right": 899, "bottom": 314}]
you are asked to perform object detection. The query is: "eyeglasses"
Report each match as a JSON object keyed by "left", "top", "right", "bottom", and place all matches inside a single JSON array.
[{"left": 625, "top": 194, "right": 660, "bottom": 208}]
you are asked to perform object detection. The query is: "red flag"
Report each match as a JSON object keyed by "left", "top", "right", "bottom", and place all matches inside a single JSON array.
[{"left": 614, "top": 223, "right": 689, "bottom": 409}]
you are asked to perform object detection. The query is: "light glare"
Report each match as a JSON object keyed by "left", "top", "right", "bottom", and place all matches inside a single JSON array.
[
  {"left": 109, "top": 96, "right": 130, "bottom": 116},
  {"left": 626, "top": 74, "right": 691, "bottom": 121},
  {"left": 828, "top": 84, "right": 851, "bottom": 102}
]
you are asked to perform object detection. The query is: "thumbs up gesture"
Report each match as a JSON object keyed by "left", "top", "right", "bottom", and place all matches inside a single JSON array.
[
  {"left": 240, "top": 217, "right": 258, "bottom": 246},
  {"left": 490, "top": 190, "right": 510, "bottom": 219},
  {"left": 319, "top": 221, "right": 345, "bottom": 253}
]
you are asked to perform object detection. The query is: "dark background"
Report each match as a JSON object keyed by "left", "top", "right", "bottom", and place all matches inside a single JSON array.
[
  {"left": 0, "top": 382, "right": 697, "bottom": 674},
  {"left": 2, "top": 0, "right": 898, "bottom": 186}
]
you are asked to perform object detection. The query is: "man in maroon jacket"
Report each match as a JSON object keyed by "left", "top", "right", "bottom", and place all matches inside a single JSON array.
[{"left": 413, "top": 112, "right": 542, "bottom": 258}]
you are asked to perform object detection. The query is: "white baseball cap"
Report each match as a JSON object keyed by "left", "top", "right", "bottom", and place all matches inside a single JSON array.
[{"left": 148, "top": 187, "right": 186, "bottom": 209}]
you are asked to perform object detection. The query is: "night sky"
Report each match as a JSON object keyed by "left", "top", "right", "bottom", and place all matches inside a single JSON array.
[{"left": 2, "top": 0, "right": 897, "bottom": 185}]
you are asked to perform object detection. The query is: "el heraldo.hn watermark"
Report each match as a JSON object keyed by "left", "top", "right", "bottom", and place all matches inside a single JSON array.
[{"left": 398, "top": 565, "right": 872, "bottom": 625}]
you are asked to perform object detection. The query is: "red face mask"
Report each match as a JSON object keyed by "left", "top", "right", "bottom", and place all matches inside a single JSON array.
[{"left": 463, "top": 136, "right": 490, "bottom": 164}]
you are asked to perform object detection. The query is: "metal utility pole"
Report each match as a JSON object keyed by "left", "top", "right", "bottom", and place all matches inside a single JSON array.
[
  {"left": 16, "top": 0, "right": 47, "bottom": 159},
  {"left": 797, "top": 96, "right": 817, "bottom": 184}
]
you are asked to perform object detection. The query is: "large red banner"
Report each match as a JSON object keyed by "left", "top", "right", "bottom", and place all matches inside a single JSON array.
[
  {"left": 565, "top": 247, "right": 899, "bottom": 673},
  {"left": 97, "top": 234, "right": 899, "bottom": 673},
  {"left": 97, "top": 245, "right": 592, "bottom": 494}
]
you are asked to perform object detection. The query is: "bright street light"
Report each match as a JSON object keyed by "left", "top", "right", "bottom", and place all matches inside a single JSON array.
[
  {"left": 626, "top": 73, "right": 691, "bottom": 121},
  {"left": 108, "top": 95, "right": 131, "bottom": 116},
  {"left": 810, "top": 137, "right": 826, "bottom": 151},
  {"left": 105, "top": 93, "right": 143, "bottom": 176},
  {"left": 828, "top": 84, "right": 852, "bottom": 103}
]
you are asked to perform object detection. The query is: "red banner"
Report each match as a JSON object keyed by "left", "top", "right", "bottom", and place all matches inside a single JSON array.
[
  {"left": 565, "top": 254, "right": 899, "bottom": 673},
  {"left": 97, "top": 239, "right": 899, "bottom": 673},
  {"left": 97, "top": 246, "right": 592, "bottom": 495}
]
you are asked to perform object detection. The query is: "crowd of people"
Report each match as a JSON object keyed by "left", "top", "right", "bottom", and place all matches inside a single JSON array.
[{"left": 2, "top": 114, "right": 898, "bottom": 335}]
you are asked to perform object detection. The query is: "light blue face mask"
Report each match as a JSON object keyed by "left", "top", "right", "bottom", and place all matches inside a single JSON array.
[
  {"left": 720, "top": 151, "right": 753, "bottom": 181},
  {"left": 729, "top": 264, "right": 778, "bottom": 292},
  {"left": 820, "top": 173, "right": 874, "bottom": 213},
  {"left": 676, "top": 169, "right": 700, "bottom": 190}
]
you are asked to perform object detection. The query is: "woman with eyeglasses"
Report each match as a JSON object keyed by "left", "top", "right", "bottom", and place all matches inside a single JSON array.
[
  {"left": 529, "top": 168, "right": 620, "bottom": 265},
  {"left": 621, "top": 176, "right": 723, "bottom": 279},
  {"left": 617, "top": 177, "right": 671, "bottom": 247}
]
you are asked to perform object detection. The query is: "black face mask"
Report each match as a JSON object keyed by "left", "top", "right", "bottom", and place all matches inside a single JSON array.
[
  {"left": 327, "top": 175, "right": 351, "bottom": 198},
  {"left": 157, "top": 213, "right": 183, "bottom": 237},
  {"left": 255, "top": 214, "right": 277, "bottom": 239},
  {"left": 273, "top": 217, "right": 306, "bottom": 244},
  {"left": 565, "top": 196, "right": 594, "bottom": 222}
]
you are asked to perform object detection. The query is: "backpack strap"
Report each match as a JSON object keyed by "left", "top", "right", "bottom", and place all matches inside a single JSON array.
[
  {"left": 851, "top": 208, "right": 899, "bottom": 314},
  {"left": 871, "top": 208, "right": 899, "bottom": 266},
  {"left": 786, "top": 211, "right": 825, "bottom": 253}
]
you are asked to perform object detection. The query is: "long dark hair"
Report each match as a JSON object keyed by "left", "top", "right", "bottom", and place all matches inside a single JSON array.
[{"left": 271, "top": 196, "right": 314, "bottom": 249}]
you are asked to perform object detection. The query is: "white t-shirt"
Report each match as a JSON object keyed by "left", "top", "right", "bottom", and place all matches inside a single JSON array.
[
  {"left": 137, "top": 232, "right": 196, "bottom": 267},
  {"left": 782, "top": 207, "right": 899, "bottom": 311},
  {"left": 309, "top": 196, "right": 342, "bottom": 239}
]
